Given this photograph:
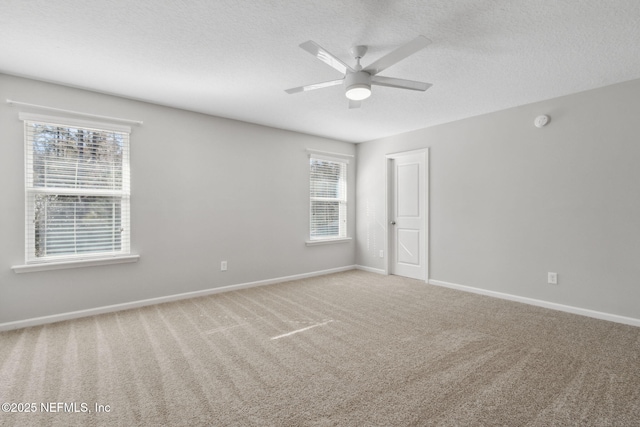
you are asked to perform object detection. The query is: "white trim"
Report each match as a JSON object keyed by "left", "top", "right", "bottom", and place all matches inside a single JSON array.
[
  {"left": 429, "top": 279, "right": 640, "bottom": 328},
  {"left": 305, "top": 237, "right": 352, "bottom": 246},
  {"left": 10, "top": 100, "right": 143, "bottom": 126},
  {"left": 12, "top": 255, "right": 140, "bottom": 274},
  {"left": 308, "top": 152, "right": 351, "bottom": 164},
  {"left": 384, "top": 157, "right": 390, "bottom": 275},
  {"left": 0, "top": 265, "right": 356, "bottom": 331},
  {"left": 306, "top": 148, "right": 354, "bottom": 159},
  {"left": 355, "top": 265, "right": 386, "bottom": 275},
  {"left": 27, "top": 187, "right": 127, "bottom": 197},
  {"left": 19, "top": 112, "right": 132, "bottom": 134},
  {"left": 385, "top": 147, "right": 430, "bottom": 158}
]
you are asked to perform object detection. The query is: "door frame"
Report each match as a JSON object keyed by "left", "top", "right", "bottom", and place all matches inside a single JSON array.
[{"left": 384, "top": 148, "right": 429, "bottom": 282}]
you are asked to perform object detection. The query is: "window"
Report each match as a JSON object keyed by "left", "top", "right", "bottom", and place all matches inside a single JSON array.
[
  {"left": 21, "top": 113, "right": 131, "bottom": 264},
  {"left": 309, "top": 154, "right": 348, "bottom": 240}
]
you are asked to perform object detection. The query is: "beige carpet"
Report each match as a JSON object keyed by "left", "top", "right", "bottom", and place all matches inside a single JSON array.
[{"left": 1, "top": 270, "right": 639, "bottom": 426}]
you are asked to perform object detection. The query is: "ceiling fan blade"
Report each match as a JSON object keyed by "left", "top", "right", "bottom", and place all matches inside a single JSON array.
[
  {"left": 285, "top": 79, "right": 343, "bottom": 94},
  {"left": 364, "top": 35, "right": 431, "bottom": 75},
  {"left": 348, "top": 100, "right": 361, "bottom": 109},
  {"left": 299, "top": 40, "right": 354, "bottom": 75},
  {"left": 371, "top": 76, "right": 432, "bottom": 91}
]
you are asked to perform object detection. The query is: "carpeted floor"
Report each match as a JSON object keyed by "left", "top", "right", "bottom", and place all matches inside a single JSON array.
[{"left": 1, "top": 270, "right": 639, "bottom": 426}]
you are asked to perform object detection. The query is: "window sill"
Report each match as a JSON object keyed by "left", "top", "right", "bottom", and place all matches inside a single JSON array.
[
  {"left": 305, "top": 237, "right": 352, "bottom": 246},
  {"left": 12, "top": 255, "right": 140, "bottom": 274}
]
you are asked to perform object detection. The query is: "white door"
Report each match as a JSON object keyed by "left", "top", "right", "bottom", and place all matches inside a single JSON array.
[{"left": 388, "top": 150, "right": 427, "bottom": 280}]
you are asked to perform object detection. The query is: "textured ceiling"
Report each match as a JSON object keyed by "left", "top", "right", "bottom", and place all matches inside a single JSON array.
[{"left": 2, "top": 0, "right": 640, "bottom": 143}]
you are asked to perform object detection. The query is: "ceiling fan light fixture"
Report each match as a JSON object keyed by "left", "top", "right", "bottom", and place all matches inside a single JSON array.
[{"left": 345, "top": 83, "right": 371, "bottom": 101}]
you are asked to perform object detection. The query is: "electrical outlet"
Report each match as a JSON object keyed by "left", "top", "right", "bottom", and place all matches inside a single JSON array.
[
  {"left": 379, "top": 250, "right": 384, "bottom": 258},
  {"left": 221, "top": 261, "right": 227, "bottom": 271},
  {"left": 548, "top": 272, "right": 558, "bottom": 285}
]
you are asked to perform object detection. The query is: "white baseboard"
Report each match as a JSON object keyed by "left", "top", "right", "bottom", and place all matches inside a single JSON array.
[
  {"left": 0, "top": 265, "right": 357, "bottom": 332},
  {"left": 355, "top": 265, "right": 386, "bottom": 275},
  {"left": 429, "top": 279, "right": 640, "bottom": 328}
]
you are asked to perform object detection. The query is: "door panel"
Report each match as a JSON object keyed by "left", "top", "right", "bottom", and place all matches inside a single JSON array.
[
  {"left": 397, "top": 163, "right": 419, "bottom": 217},
  {"left": 397, "top": 229, "right": 419, "bottom": 265}
]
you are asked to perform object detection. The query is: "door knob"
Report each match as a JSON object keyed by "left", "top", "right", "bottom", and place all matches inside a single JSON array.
[{"left": 390, "top": 221, "right": 396, "bottom": 225}]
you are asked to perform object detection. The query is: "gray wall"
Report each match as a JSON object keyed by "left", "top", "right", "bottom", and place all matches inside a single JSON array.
[
  {"left": 4, "top": 72, "right": 640, "bottom": 325},
  {"left": 0, "top": 74, "right": 356, "bottom": 324},
  {"left": 356, "top": 79, "right": 640, "bottom": 320}
]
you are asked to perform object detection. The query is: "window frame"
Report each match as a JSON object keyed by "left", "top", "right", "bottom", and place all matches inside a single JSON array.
[
  {"left": 307, "top": 152, "right": 351, "bottom": 244},
  {"left": 17, "top": 112, "right": 133, "bottom": 268}
]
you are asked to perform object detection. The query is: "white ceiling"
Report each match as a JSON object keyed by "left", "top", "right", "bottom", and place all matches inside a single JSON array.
[{"left": 2, "top": 1, "right": 640, "bottom": 143}]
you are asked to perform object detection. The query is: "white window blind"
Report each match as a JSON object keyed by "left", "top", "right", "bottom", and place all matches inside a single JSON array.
[
  {"left": 22, "top": 114, "right": 131, "bottom": 263},
  {"left": 309, "top": 155, "right": 347, "bottom": 240}
]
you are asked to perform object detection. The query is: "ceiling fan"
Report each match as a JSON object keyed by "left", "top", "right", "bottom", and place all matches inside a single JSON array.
[{"left": 285, "top": 35, "right": 432, "bottom": 108}]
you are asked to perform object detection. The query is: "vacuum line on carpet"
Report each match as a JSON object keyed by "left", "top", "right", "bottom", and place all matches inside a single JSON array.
[{"left": 270, "top": 320, "right": 334, "bottom": 340}]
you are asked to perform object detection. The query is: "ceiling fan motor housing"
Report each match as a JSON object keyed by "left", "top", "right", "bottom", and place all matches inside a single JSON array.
[{"left": 345, "top": 71, "right": 372, "bottom": 100}]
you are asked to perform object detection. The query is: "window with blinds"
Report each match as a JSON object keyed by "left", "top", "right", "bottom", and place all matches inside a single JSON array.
[
  {"left": 309, "top": 155, "right": 347, "bottom": 240},
  {"left": 21, "top": 113, "right": 131, "bottom": 263}
]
